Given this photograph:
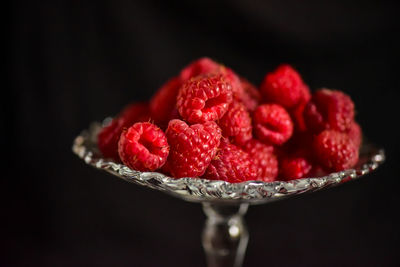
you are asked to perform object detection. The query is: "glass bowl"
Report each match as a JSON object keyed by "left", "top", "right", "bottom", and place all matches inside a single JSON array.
[{"left": 72, "top": 121, "right": 385, "bottom": 267}]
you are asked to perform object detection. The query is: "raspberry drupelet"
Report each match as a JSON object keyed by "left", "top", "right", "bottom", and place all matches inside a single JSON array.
[
  {"left": 177, "top": 73, "right": 233, "bottom": 124},
  {"left": 118, "top": 122, "right": 169, "bottom": 171},
  {"left": 164, "top": 119, "right": 222, "bottom": 178}
]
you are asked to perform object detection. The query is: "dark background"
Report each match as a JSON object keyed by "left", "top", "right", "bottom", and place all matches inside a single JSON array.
[{"left": 6, "top": 0, "right": 400, "bottom": 266}]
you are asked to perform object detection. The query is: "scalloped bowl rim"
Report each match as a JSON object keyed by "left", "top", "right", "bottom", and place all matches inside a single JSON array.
[{"left": 72, "top": 122, "right": 385, "bottom": 204}]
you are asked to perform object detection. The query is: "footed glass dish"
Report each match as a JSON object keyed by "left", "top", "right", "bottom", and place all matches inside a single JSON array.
[{"left": 72, "top": 121, "right": 385, "bottom": 267}]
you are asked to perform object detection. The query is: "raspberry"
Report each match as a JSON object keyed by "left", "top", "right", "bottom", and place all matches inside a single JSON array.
[
  {"left": 302, "top": 83, "right": 311, "bottom": 102},
  {"left": 279, "top": 157, "right": 312, "bottom": 180},
  {"left": 180, "top": 57, "right": 244, "bottom": 99},
  {"left": 253, "top": 104, "right": 293, "bottom": 145},
  {"left": 180, "top": 57, "right": 221, "bottom": 82},
  {"left": 239, "top": 78, "right": 260, "bottom": 112},
  {"left": 290, "top": 86, "right": 311, "bottom": 132},
  {"left": 278, "top": 132, "right": 314, "bottom": 180},
  {"left": 218, "top": 101, "right": 252, "bottom": 145},
  {"left": 118, "top": 122, "right": 169, "bottom": 171},
  {"left": 98, "top": 102, "right": 150, "bottom": 160},
  {"left": 304, "top": 89, "right": 355, "bottom": 133},
  {"left": 165, "top": 119, "right": 222, "bottom": 178},
  {"left": 177, "top": 73, "right": 233, "bottom": 124},
  {"left": 313, "top": 130, "right": 359, "bottom": 172},
  {"left": 243, "top": 139, "right": 278, "bottom": 182},
  {"left": 203, "top": 139, "right": 259, "bottom": 183},
  {"left": 149, "top": 76, "right": 182, "bottom": 128},
  {"left": 120, "top": 102, "right": 151, "bottom": 122},
  {"left": 347, "top": 121, "right": 362, "bottom": 148},
  {"left": 290, "top": 99, "right": 309, "bottom": 132},
  {"left": 260, "top": 64, "right": 310, "bottom": 109},
  {"left": 98, "top": 118, "right": 128, "bottom": 160},
  {"left": 223, "top": 67, "right": 244, "bottom": 100}
]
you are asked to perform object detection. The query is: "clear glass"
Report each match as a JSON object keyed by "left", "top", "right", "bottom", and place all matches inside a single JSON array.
[
  {"left": 202, "top": 203, "right": 249, "bottom": 267},
  {"left": 72, "top": 121, "right": 385, "bottom": 267}
]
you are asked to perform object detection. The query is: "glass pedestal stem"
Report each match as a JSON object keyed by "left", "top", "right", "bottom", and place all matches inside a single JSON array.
[{"left": 202, "top": 203, "right": 249, "bottom": 267}]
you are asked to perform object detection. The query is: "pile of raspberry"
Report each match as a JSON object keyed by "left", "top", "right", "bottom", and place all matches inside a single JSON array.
[{"left": 98, "top": 57, "right": 362, "bottom": 183}]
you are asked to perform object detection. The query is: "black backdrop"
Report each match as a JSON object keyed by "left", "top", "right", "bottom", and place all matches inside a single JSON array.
[{"left": 6, "top": 0, "right": 400, "bottom": 266}]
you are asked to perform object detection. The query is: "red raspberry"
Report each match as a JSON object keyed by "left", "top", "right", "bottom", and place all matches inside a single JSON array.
[
  {"left": 120, "top": 102, "right": 151, "bottom": 122},
  {"left": 180, "top": 57, "right": 244, "bottom": 99},
  {"left": 149, "top": 76, "right": 182, "bottom": 128},
  {"left": 98, "top": 118, "right": 128, "bottom": 160},
  {"left": 239, "top": 78, "right": 260, "bottom": 112},
  {"left": 118, "top": 122, "right": 169, "bottom": 171},
  {"left": 98, "top": 102, "right": 150, "bottom": 160},
  {"left": 243, "top": 139, "right": 278, "bottom": 182},
  {"left": 279, "top": 157, "right": 312, "bottom": 180},
  {"left": 289, "top": 86, "right": 311, "bottom": 132},
  {"left": 179, "top": 57, "right": 221, "bottom": 82},
  {"left": 260, "top": 64, "right": 310, "bottom": 109},
  {"left": 177, "top": 73, "right": 233, "bottom": 124},
  {"left": 313, "top": 130, "right": 359, "bottom": 172},
  {"left": 347, "top": 121, "right": 362, "bottom": 149},
  {"left": 278, "top": 132, "right": 314, "bottom": 180},
  {"left": 180, "top": 57, "right": 245, "bottom": 99},
  {"left": 164, "top": 119, "right": 222, "bottom": 178},
  {"left": 304, "top": 89, "right": 355, "bottom": 133},
  {"left": 253, "top": 104, "right": 293, "bottom": 145},
  {"left": 203, "top": 139, "right": 259, "bottom": 183},
  {"left": 218, "top": 101, "right": 252, "bottom": 145},
  {"left": 223, "top": 67, "right": 244, "bottom": 100},
  {"left": 290, "top": 99, "right": 309, "bottom": 132}
]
